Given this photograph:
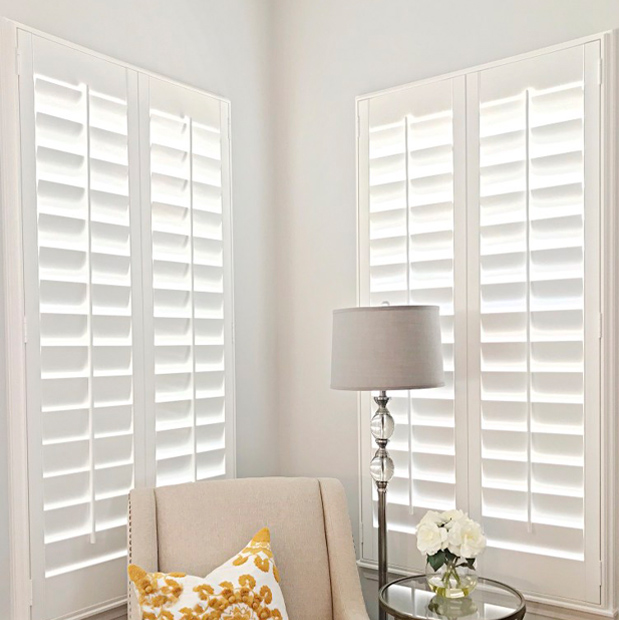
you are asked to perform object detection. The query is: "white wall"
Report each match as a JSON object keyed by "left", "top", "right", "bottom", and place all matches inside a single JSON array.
[
  {"left": 0, "top": 1, "right": 277, "bottom": 616},
  {"left": 271, "top": 0, "right": 618, "bottom": 616}
]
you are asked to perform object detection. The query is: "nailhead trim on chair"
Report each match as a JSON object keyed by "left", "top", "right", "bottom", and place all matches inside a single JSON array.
[{"left": 127, "top": 495, "right": 133, "bottom": 619}]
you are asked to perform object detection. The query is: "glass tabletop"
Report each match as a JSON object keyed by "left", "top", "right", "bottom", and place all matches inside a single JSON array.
[{"left": 379, "top": 575, "right": 526, "bottom": 620}]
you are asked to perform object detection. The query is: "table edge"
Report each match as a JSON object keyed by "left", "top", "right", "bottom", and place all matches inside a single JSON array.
[{"left": 378, "top": 575, "right": 527, "bottom": 620}]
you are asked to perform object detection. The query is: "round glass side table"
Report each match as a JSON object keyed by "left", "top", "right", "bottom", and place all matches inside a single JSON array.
[{"left": 379, "top": 575, "right": 526, "bottom": 620}]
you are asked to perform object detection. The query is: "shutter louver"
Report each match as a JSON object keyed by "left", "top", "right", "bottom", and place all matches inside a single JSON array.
[{"left": 144, "top": 78, "right": 229, "bottom": 488}]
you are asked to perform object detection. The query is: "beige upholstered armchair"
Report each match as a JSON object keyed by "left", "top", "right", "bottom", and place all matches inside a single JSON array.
[{"left": 128, "top": 477, "right": 370, "bottom": 620}]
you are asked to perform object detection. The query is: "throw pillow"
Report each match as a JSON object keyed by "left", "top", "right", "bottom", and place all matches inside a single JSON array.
[{"left": 129, "top": 527, "right": 288, "bottom": 620}]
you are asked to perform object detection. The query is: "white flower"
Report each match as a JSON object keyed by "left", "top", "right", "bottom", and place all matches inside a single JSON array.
[
  {"left": 441, "top": 509, "right": 465, "bottom": 527},
  {"left": 416, "top": 520, "right": 448, "bottom": 556},
  {"left": 420, "top": 510, "right": 444, "bottom": 526},
  {"left": 447, "top": 517, "right": 486, "bottom": 558}
]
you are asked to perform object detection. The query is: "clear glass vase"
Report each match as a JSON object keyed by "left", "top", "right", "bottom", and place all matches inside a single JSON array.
[
  {"left": 425, "top": 558, "right": 478, "bottom": 598},
  {"left": 428, "top": 596, "right": 479, "bottom": 619}
]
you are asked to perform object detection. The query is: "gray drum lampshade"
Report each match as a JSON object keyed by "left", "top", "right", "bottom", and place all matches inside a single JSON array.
[{"left": 331, "top": 306, "right": 445, "bottom": 391}]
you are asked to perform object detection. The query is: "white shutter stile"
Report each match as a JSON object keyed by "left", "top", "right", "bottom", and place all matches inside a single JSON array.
[
  {"left": 138, "top": 73, "right": 157, "bottom": 488},
  {"left": 581, "top": 39, "right": 602, "bottom": 603},
  {"left": 452, "top": 74, "right": 470, "bottom": 516},
  {"left": 127, "top": 67, "right": 148, "bottom": 493},
  {"left": 465, "top": 70, "right": 483, "bottom": 536},
  {"left": 357, "top": 98, "right": 375, "bottom": 563},
  {"left": 19, "top": 28, "right": 46, "bottom": 619},
  {"left": 219, "top": 99, "right": 236, "bottom": 479}
]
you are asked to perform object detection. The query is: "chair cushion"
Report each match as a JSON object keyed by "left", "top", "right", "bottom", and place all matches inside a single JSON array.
[
  {"left": 154, "top": 477, "right": 333, "bottom": 620},
  {"left": 129, "top": 527, "right": 289, "bottom": 619}
]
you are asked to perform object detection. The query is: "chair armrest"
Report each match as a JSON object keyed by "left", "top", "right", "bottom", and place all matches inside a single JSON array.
[{"left": 318, "top": 479, "right": 371, "bottom": 620}]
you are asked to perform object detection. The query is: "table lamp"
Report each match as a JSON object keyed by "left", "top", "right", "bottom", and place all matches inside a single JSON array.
[{"left": 331, "top": 305, "right": 445, "bottom": 620}]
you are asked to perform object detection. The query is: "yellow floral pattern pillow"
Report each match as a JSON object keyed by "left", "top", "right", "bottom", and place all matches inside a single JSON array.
[{"left": 129, "top": 528, "right": 288, "bottom": 620}]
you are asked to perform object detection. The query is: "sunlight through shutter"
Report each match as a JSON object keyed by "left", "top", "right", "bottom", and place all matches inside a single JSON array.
[
  {"left": 360, "top": 78, "right": 465, "bottom": 569},
  {"left": 358, "top": 41, "right": 602, "bottom": 603},
  {"left": 20, "top": 32, "right": 235, "bottom": 620},
  {"left": 142, "top": 77, "right": 232, "bottom": 488},
  {"left": 470, "top": 42, "right": 601, "bottom": 603},
  {"left": 21, "top": 33, "right": 139, "bottom": 620}
]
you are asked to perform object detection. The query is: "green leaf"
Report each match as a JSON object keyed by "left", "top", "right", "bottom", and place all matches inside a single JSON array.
[
  {"left": 445, "top": 550, "right": 457, "bottom": 563},
  {"left": 465, "top": 557, "right": 476, "bottom": 569},
  {"left": 427, "top": 551, "right": 446, "bottom": 571}
]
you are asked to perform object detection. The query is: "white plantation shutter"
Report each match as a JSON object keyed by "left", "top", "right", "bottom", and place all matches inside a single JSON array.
[
  {"left": 141, "top": 76, "right": 233, "bottom": 487},
  {"left": 358, "top": 77, "right": 468, "bottom": 570},
  {"left": 468, "top": 42, "right": 601, "bottom": 603},
  {"left": 358, "top": 40, "right": 603, "bottom": 605},
  {"left": 18, "top": 31, "right": 234, "bottom": 620},
  {"left": 20, "top": 33, "right": 141, "bottom": 620}
]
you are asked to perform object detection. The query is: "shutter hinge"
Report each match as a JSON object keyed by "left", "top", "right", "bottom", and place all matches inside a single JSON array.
[
  {"left": 23, "top": 316, "right": 28, "bottom": 344},
  {"left": 599, "top": 560, "right": 603, "bottom": 586},
  {"left": 598, "top": 313, "right": 603, "bottom": 340},
  {"left": 597, "top": 58, "right": 603, "bottom": 85},
  {"left": 29, "top": 579, "right": 34, "bottom": 606},
  {"left": 15, "top": 47, "right": 22, "bottom": 76}
]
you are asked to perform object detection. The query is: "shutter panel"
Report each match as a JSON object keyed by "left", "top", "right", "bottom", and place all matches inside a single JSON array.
[
  {"left": 20, "top": 33, "right": 141, "bottom": 619},
  {"left": 469, "top": 43, "right": 601, "bottom": 603},
  {"left": 358, "top": 40, "right": 603, "bottom": 604},
  {"left": 359, "top": 78, "right": 466, "bottom": 570},
  {"left": 141, "top": 76, "right": 233, "bottom": 488}
]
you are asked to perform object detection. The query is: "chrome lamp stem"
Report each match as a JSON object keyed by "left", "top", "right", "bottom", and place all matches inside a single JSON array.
[{"left": 370, "top": 390, "right": 394, "bottom": 620}]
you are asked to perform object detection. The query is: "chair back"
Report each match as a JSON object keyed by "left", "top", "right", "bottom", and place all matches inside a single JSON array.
[{"left": 128, "top": 477, "right": 333, "bottom": 620}]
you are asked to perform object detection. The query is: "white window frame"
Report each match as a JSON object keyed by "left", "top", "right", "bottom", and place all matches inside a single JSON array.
[
  {"left": 355, "top": 31, "right": 618, "bottom": 620},
  {"left": 0, "top": 18, "right": 236, "bottom": 620}
]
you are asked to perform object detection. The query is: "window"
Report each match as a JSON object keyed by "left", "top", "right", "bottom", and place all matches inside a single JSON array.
[
  {"left": 357, "top": 36, "right": 614, "bottom": 611},
  {"left": 16, "top": 31, "right": 234, "bottom": 620}
]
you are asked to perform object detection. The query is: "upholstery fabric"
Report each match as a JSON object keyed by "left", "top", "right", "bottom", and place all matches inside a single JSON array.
[
  {"left": 128, "top": 477, "right": 369, "bottom": 620},
  {"left": 318, "top": 479, "right": 369, "bottom": 620}
]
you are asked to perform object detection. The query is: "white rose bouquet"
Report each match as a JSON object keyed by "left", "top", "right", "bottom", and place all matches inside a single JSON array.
[{"left": 416, "top": 510, "right": 486, "bottom": 595}]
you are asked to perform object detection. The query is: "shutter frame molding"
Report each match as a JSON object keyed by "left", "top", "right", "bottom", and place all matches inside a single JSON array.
[{"left": 356, "top": 31, "right": 617, "bottom": 617}]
